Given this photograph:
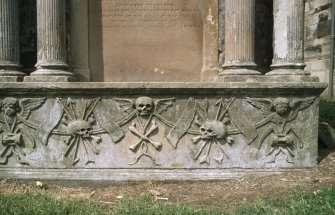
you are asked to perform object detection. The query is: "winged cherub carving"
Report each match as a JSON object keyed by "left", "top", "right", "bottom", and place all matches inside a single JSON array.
[
  {"left": 246, "top": 97, "right": 316, "bottom": 164},
  {"left": 0, "top": 97, "right": 45, "bottom": 165}
]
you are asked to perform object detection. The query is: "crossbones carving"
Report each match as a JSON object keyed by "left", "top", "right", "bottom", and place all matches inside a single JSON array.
[
  {"left": 128, "top": 119, "right": 162, "bottom": 165},
  {"left": 129, "top": 120, "right": 162, "bottom": 152}
]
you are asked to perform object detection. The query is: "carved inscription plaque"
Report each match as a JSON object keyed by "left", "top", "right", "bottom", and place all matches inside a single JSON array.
[{"left": 100, "top": 0, "right": 203, "bottom": 81}]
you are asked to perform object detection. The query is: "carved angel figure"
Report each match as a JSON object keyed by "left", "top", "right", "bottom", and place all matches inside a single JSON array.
[
  {"left": 113, "top": 96, "right": 175, "bottom": 165},
  {"left": 0, "top": 97, "right": 45, "bottom": 165},
  {"left": 246, "top": 97, "right": 316, "bottom": 164}
]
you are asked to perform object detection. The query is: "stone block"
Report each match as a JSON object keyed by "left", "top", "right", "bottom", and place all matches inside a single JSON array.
[{"left": 0, "top": 82, "right": 326, "bottom": 181}]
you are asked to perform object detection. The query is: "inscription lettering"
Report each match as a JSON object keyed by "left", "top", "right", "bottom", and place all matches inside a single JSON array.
[{"left": 102, "top": 0, "right": 202, "bottom": 30}]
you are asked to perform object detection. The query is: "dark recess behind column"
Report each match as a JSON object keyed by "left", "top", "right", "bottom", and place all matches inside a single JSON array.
[{"left": 19, "top": 0, "right": 37, "bottom": 74}]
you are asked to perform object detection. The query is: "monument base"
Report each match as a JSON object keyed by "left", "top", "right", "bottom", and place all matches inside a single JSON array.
[{"left": 0, "top": 81, "right": 326, "bottom": 181}]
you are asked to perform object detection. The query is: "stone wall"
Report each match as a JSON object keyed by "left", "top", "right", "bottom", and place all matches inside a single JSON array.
[{"left": 305, "top": 0, "right": 334, "bottom": 95}]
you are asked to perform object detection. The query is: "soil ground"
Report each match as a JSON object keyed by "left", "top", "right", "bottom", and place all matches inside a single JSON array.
[{"left": 0, "top": 148, "right": 334, "bottom": 212}]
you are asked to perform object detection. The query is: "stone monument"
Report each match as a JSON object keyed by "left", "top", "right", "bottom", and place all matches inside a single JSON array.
[{"left": 0, "top": 0, "right": 327, "bottom": 181}]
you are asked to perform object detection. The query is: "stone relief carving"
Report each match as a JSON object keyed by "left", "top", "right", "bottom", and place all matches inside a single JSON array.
[
  {"left": 0, "top": 95, "right": 316, "bottom": 168},
  {"left": 54, "top": 98, "right": 103, "bottom": 166},
  {"left": 246, "top": 97, "right": 316, "bottom": 164},
  {"left": 190, "top": 99, "right": 234, "bottom": 164},
  {"left": 113, "top": 97, "right": 175, "bottom": 165},
  {"left": 0, "top": 97, "right": 45, "bottom": 165}
]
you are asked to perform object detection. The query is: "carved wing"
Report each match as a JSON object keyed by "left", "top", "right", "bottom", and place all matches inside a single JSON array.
[
  {"left": 155, "top": 98, "right": 175, "bottom": 114},
  {"left": 113, "top": 98, "right": 135, "bottom": 114},
  {"left": 245, "top": 97, "right": 274, "bottom": 117},
  {"left": 19, "top": 98, "right": 46, "bottom": 119},
  {"left": 288, "top": 97, "right": 316, "bottom": 122}
]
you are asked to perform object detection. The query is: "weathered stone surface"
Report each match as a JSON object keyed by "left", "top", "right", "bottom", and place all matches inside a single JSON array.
[
  {"left": 0, "top": 0, "right": 25, "bottom": 79},
  {"left": 29, "top": 0, "right": 72, "bottom": 80},
  {"left": 89, "top": 0, "right": 219, "bottom": 82},
  {"left": 221, "top": 0, "right": 260, "bottom": 75},
  {"left": 201, "top": 0, "right": 219, "bottom": 81},
  {"left": 269, "top": 0, "right": 308, "bottom": 75},
  {"left": 0, "top": 82, "right": 326, "bottom": 181},
  {"left": 0, "top": 76, "right": 23, "bottom": 83},
  {"left": 24, "top": 76, "right": 74, "bottom": 82}
]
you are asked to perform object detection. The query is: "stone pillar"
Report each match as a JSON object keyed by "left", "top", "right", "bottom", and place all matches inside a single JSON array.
[
  {"left": 201, "top": 0, "right": 219, "bottom": 82},
  {"left": 221, "top": 0, "right": 260, "bottom": 75},
  {"left": 0, "top": 0, "right": 25, "bottom": 81},
  {"left": 26, "top": 0, "right": 72, "bottom": 82},
  {"left": 267, "top": 0, "right": 309, "bottom": 76}
]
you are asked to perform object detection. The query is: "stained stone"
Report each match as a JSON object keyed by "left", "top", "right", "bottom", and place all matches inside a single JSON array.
[
  {"left": 90, "top": 0, "right": 218, "bottom": 82},
  {"left": 268, "top": 0, "right": 309, "bottom": 76}
]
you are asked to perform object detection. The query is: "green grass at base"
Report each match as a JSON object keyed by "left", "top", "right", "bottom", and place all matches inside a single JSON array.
[
  {"left": 236, "top": 188, "right": 335, "bottom": 215},
  {"left": 0, "top": 188, "right": 334, "bottom": 215}
]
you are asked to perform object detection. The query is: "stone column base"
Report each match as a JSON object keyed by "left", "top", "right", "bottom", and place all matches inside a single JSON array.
[
  {"left": 24, "top": 76, "right": 74, "bottom": 82},
  {"left": 0, "top": 76, "right": 24, "bottom": 82},
  {"left": 266, "top": 69, "right": 311, "bottom": 76}
]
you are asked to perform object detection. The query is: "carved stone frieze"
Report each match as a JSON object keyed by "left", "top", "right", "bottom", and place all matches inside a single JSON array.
[{"left": 0, "top": 92, "right": 320, "bottom": 171}]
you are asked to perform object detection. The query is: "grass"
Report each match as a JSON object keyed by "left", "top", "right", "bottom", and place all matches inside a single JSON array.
[
  {"left": 0, "top": 192, "right": 110, "bottom": 215},
  {"left": 236, "top": 188, "right": 335, "bottom": 215},
  {"left": 319, "top": 97, "right": 335, "bottom": 127},
  {"left": 0, "top": 188, "right": 334, "bottom": 215}
]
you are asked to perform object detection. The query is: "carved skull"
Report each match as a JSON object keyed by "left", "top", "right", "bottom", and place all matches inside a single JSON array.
[
  {"left": 135, "top": 97, "right": 154, "bottom": 116},
  {"left": 67, "top": 120, "right": 93, "bottom": 138},
  {"left": 200, "top": 120, "right": 227, "bottom": 140}
]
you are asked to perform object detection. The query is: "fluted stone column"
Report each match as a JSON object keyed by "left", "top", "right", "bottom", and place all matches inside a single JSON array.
[
  {"left": 26, "top": 0, "right": 72, "bottom": 82},
  {"left": 221, "top": 0, "right": 260, "bottom": 76},
  {"left": 267, "top": 0, "right": 309, "bottom": 76},
  {"left": 0, "top": 0, "right": 25, "bottom": 81}
]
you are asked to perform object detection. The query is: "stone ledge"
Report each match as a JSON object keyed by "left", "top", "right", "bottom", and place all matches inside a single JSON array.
[
  {"left": 0, "top": 82, "right": 328, "bottom": 95},
  {"left": 0, "top": 168, "right": 294, "bottom": 181}
]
